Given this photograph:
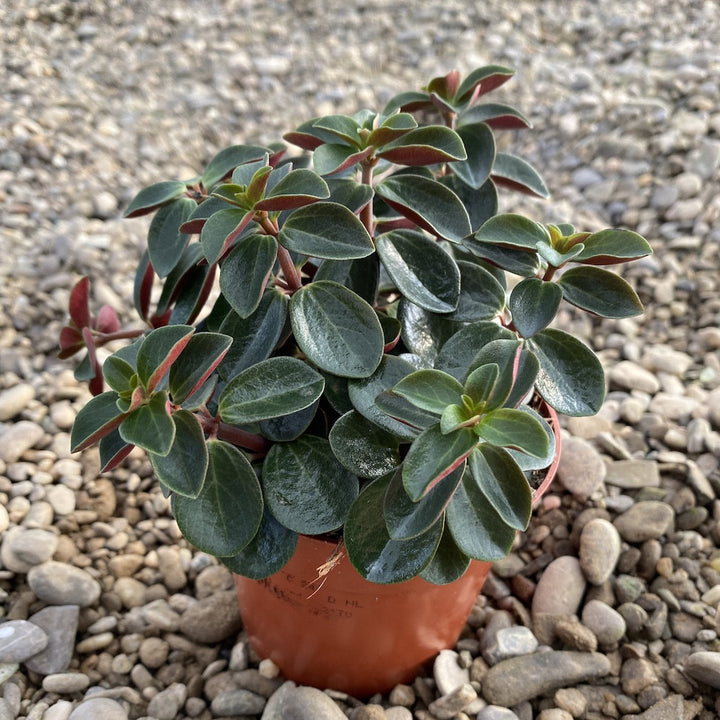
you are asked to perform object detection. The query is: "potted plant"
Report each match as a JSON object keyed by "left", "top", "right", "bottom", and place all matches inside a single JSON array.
[{"left": 61, "top": 66, "right": 651, "bottom": 695}]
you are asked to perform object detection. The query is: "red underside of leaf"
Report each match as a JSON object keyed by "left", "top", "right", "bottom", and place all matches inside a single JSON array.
[
  {"left": 96, "top": 305, "right": 120, "bottom": 334},
  {"left": 283, "top": 132, "right": 324, "bottom": 151},
  {"left": 69, "top": 277, "right": 91, "bottom": 329},
  {"left": 101, "top": 443, "right": 135, "bottom": 472},
  {"left": 146, "top": 334, "right": 195, "bottom": 393}
]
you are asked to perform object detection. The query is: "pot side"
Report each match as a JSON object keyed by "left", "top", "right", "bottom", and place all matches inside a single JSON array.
[{"left": 234, "top": 404, "right": 561, "bottom": 697}]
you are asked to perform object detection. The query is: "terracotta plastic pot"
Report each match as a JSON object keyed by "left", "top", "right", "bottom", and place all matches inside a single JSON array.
[{"left": 234, "top": 404, "right": 560, "bottom": 697}]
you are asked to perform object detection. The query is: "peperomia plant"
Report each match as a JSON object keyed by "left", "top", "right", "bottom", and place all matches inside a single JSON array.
[{"left": 62, "top": 66, "right": 651, "bottom": 584}]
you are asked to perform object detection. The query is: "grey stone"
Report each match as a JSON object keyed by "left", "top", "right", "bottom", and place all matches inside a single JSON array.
[
  {"left": 531, "top": 556, "right": 586, "bottom": 617},
  {"left": 25, "top": 605, "right": 79, "bottom": 674},
  {"left": 609, "top": 361, "right": 660, "bottom": 394},
  {"left": 27, "top": 561, "right": 101, "bottom": 607},
  {"left": 483, "top": 626, "right": 538, "bottom": 664},
  {"left": 261, "top": 684, "right": 345, "bottom": 720},
  {"left": 0, "top": 383, "right": 35, "bottom": 421},
  {"left": 482, "top": 651, "right": 611, "bottom": 706},
  {"left": 581, "top": 600, "right": 627, "bottom": 647},
  {"left": 682, "top": 651, "right": 720, "bottom": 688},
  {"left": 579, "top": 518, "right": 621, "bottom": 584},
  {"left": 634, "top": 695, "right": 685, "bottom": 720},
  {"left": 42, "top": 673, "right": 90, "bottom": 694},
  {"left": 433, "top": 649, "right": 469, "bottom": 695},
  {"left": 604, "top": 460, "right": 661, "bottom": 489},
  {"left": 477, "top": 708, "right": 519, "bottom": 720},
  {"left": 0, "top": 620, "right": 48, "bottom": 663},
  {"left": 178, "top": 590, "right": 241, "bottom": 643},
  {"left": 0, "top": 421, "right": 45, "bottom": 463},
  {"left": 67, "top": 698, "right": 128, "bottom": 720},
  {"left": 146, "top": 683, "right": 187, "bottom": 720},
  {"left": 556, "top": 436, "right": 606, "bottom": 499},
  {"left": 613, "top": 501, "right": 674, "bottom": 542},
  {"left": 211, "top": 689, "right": 267, "bottom": 716},
  {"left": 0, "top": 526, "right": 58, "bottom": 573},
  {"left": 429, "top": 683, "right": 477, "bottom": 719}
]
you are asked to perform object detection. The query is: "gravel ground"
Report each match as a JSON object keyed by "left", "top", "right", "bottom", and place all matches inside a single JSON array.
[{"left": 2, "top": 1, "right": 720, "bottom": 719}]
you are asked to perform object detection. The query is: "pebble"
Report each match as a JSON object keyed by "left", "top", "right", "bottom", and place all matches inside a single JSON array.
[
  {"left": 138, "top": 637, "right": 169, "bottom": 669},
  {"left": 67, "top": 698, "right": 128, "bottom": 720},
  {"left": 579, "top": 518, "right": 621, "bottom": 584},
  {"left": 261, "top": 683, "right": 346, "bottom": 720},
  {"left": 481, "top": 652, "right": 611, "bottom": 706},
  {"left": 613, "top": 501, "right": 675, "bottom": 542},
  {"left": 556, "top": 436, "right": 606, "bottom": 499},
  {"left": 604, "top": 460, "right": 660, "bottom": 489},
  {"left": 211, "top": 688, "right": 267, "bottom": 716},
  {"left": 682, "top": 651, "right": 720, "bottom": 689},
  {"left": 433, "top": 649, "right": 470, "bottom": 694},
  {"left": 0, "top": 620, "right": 48, "bottom": 663},
  {"left": 45, "top": 484, "right": 76, "bottom": 515},
  {"left": 178, "top": 590, "right": 241, "bottom": 643},
  {"left": 41, "top": 673, "right": 90, "bottom": 694},
  {"left": 25, "top": 605, "right": 79, "bottom": 674},
  {"left": 477, "top": 708, "right": 519, "bottom": 720},
  {"left": 0, "top": 383, "right": 35, "bottom": 421},
  {"left": 0, "top": 421, "right": 45, "bottom": 463},
  {"left": 27, "top": 561, "right": 101, "bottom": 607},
  {"left": 428, "top": 684, "right": 477, "bottom": 719},
  {"left": 483, "top": 626, "right": 538, "bottom": 664},
  {"left": 531, "top": 556, "right": 586, "bottom": 617},
  {"left": 0, "top": 526, "right": 59, "bottom": 573},
  {"left": 581, "top": 600, "right": 627, "bottom": 648},
  {"left": 146, "top": 683, "right": 187, "bottom": 720}
]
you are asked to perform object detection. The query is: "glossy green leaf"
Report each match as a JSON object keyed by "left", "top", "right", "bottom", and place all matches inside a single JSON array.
[
  {"left": 382, "top": 90, "right": 433, "bottom": 115},
  {"left": 263, "top": 436, "right": 359, "bottom": 534},
  {"left": 218, "top": 290, "right": 288, "bottom": 379},
  {"left": 174, "top": 440, "right": 263, "bottom": 556},
  {"left": 367, "top": 113, "right": 418, "bottom": 146},
  {"left": 536, "top": 240, "right": 586, "bottom": 268},
  {"left": 476, "top": 408, "right": 549, "bottom": 458},
  {"left": 456, "top": 64, "right": 515, "bottom": 102},
  {"left": 136, "top": 325, "right": 194, "bottom": 392},
  {"left": 436, "top": 321, "right": 514, "bottom": 382},
  {"left": 221, "top": 508, "right": 298, "bottom": 580},
  {"left": 462, "top": 235, "right": 540, "bottom": 277},
  {"left": 312, "top": 115, "right": 362, "bottom": 146},
  {"left": 169, "top": 332, "right": 232, "bottom": 405},
  {"left": 440, "top": 403, "right": 472, "bottom": 434},
  {"left": 149, "top": 410, "right": 208, "bottom": 498},
  {"left": 71, "top": 391, "right": 126, "bottom": 452},
  {"left": 392, "top": 369, "right": 464, "bottom": 415},
  {"left": 375, "top": 175, "right": 472, "bottom": 242},
  {"left": 119, "top": 391, "right": 175, "bottom": 456},
  {"left": 450, "top": 260, "right": 506, "bottom": 322},
  {"left": 463, "top": 364, "right": 500, "bottom": 407},
  {"left": 574, "top": 228, "right": 653, "bottom": 265},
  {"left": 420, "top": 524, "right": 471, "bottom": 584},
  {"left": 453, "top": 123, "right": 495, "bottom": 189},
  {"left": 344, "top": 473, "right": 442, "bottom": 583},
  {"left": 441, "top": 176, "right": 498, "bottom": 233},
  {"left": 492, "top": 152, "right": 549, "bottom": 198},
  {"left": 377, "top": 126, "right": 466, "bottom": 166},
  {"left": 201, "top": 208, "right": 254, "bottom": 265},
  {"left": 326, "top": 179, "right": 375, "bottom": 213},
  {"left": 254, "top": 169, "right": 330, "bottom": 211},
  {"left": 397, "top": 300, "right": 460, "bottom": 366},
  {"left": 458, "top": 103, "right": 532, "bottom": 130},
  {"left": 347, "top": 355, "right": 420, "bottom": 440},
  {"left": 124, "top": 180, "right": 187, "bottom": 218},
  {"left": 329, "top": 410, "right": 401, "bottom": 479},
  {"left": 258, "top": 400, "right": 319, "bottom": 442},
  {"left": 219, "top": 356, "right": 324, "bottom": 424},
  {"left": 504, "top": 350, "right": 541, "bottom": 409},
  {"left": 168, "top": 263, "right": 213, "bottom": 326},
  {"left": 290, "top": 280, "right": 383, "bottom": 378},
  {"left": 279, "top": 202, "right": 374, "bottom": 260},
  {"left": 504, "top": 405, "right": 556, "bottom": 472},
  {"left": 219, "top": 233, "right": 278, "bottom": 318},
  {"left": 557, "top": 266, "right": 645, "bottom": 318},
  {"left": 202, "top": 145, "right": 270, "bottom": 188},
  {"left": 147, "top": 197, "right": 196, "bottom": 278},
  {"left": 446, "top": 472, "right": 517, "bottom": 561},
  {"left": 475, "top": 213, "right": 549, "bottom": 251},
  {"left": 384, "top": 465, "right": 463, "bottom": 540},
  {"left": 180, "top": 196, "right": 230, "bottom": 234},
  {"left": 103, "top": 354, "right": 137, "bottom": 394},
  {"left": 466, "top": 338, "right": 522, "bottom": 409},
  {"left": 155, "top": 244, "right": 205, "bottom": 317},
  {"left": 374, "top": 389, "right": 439, "bottom": 432},
  {"left": 528, "top": 328, "right": 606, "bottom": 416},
  {"left": 313, "top": 144, "right": 373, "bottom": 175},
  {"left": 376, "top": 230, "right": 461, "bottom": 313},
  {"left": 379, "top": 313, "right": 402, "bottom": 349},
  {"left": 98, "top": 428, "right": 133, "bottom": 472},
  {"left": 403, "top": 424, "right": 477, "bottom": 502},
  {"left": 509, "top": 277, "right": 563, "bottom": 338},
  {"left": 315, "top": 255, "right": 379, "bottom": 306}
]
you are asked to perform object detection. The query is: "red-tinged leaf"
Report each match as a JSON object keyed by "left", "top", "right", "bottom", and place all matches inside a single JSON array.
[
  {"left": 71, "top": 391, "right": 128, "bottom": 452},
  {"left": 99, "top": 429, "right": 135, "bottom": 472},
  {"left": 377, "top": 126, "right": 467, "bottom": 166},
  {"left": 253, "top": 169, "right": 330, "bottom": 212},
  {"left": 124, "top": 180, "right": 188, "bottom": 218},
  {"left": 95, "top": 305, "right": 120, "bottom": 334},
  {"left": 491, "top": 152, "right": 549, "bottom": 198},
  {"left": 459, "top": 103, "right": 532, "bottom": 130},
  {"left": 367, "top": 113, "right": 417, "bottom": 147},
  {"left": 456, "top": 65, "right": 515, "bottom": 103},
  {"left": 136, "top": 325, "right": 195, "bottom": 392},
  {"left": 313, "top": 144, "right": 374, "bottom": 176},
  {"left": 170, "top": 333, "right": 233, "bottom": 405},
  {"left": 283, "top": 130, "right": 324, "bottom": 151},
  {"left": 134, "top": 252, "right": 154, "bottom": 322},
  {"left": 573, "top": 228, "right": 653, "bottom": 265},
  {"left": 382, "top": 90, "right": 433, "bottom": 115},
  {"left": 58, "top": 326, "right": 84, "bottom": 357},
  {"left": 69, "top": 277, "right": 91, "bottom": 329}
]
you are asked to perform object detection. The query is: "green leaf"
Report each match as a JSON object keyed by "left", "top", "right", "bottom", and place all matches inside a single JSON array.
[
  {"left": 173, "top": 440, "right": 263, "bottom": 556},
  {"left": 528, "top": 328, "right": 606, "bottom": 416},
  {"left": 453, "top": 123, "right": 495, "bottom": 189},
  {"left": 504, "top": 405, "right": 556, "bottom": 472},
  {"left": 397, "top": 300, "right": 460, "bottom": 366},
  {"left": 466, "top": 338, "right": 522, "bottom": 409},
  {"left": 218, "top": 290, "right": 288, "bottom": 379},
  {"left": 329, "top": 410, "right": 401, "bottom": 479},
  {"left": 574, "top": 228, "right": 653, "bottom": 265},
  {"left": 98, "top": 428, "right": 133, "bottom": 472},
  {"left": 312, "top": 114, "right": 362, "bottom": 146},
  {"left": 202, "top": 145, "right": 270, "bottom": 188},
  {"left": 458, "top": 103, "right": 532, "bottom": 130},
  {"left": 375, "top": 175, "right": 472, "bottom": 242},
  {"left": 376, "top": 230, "right": 461, "bottom": 313},
  {"left": 103, "top": 354, "right": 137, "bottom": 394},
  {"left": 509, "top": 277, "right": 563, "bottom": 338},
  {"left": 492, "top": 152, "right": 550, "bottom": 198},
  {"left": 475, "top": 213, "right": 549, "bottom": 251},
  {"left": 420, "top": 525, "right": 471, "bottom": 584},
  {"left": 169, "top": 333, "right": 232, "bottom": 405},
  {"left": 201, "top": 208, "right": 254, "bottom": 265},
  {"left": 181, "top": 196, "right": 232, "bottom": 234},
  {"left": 71, "top": 391, "right": 126, "bottom": 452},
  {"left": 456, "top": 64, "right": 515, "bottom": 102},
  {"left": 557, "top": 266, "right": 645, "bottom": 318},
  {"left": 136, "top": 325, "right": 194, "bottom": 392},
  {"left": 382, "top": 90, "right": 433, "bottom": 115},
  {"left": 263, "top": 436, "right": 359, "bottom": 534},
  {"left": 155, "top": 244, "right": 205, "bottom": 317},
  {"left": 254, "top": 169, "right": 330, "bottom": 211},
  {"left": 347, "top": 354, "right": 420, "bottom": 440},
  {"left": 146, "top": 197, "right": 196, "bottom": 278},
  {"left": 119, "top": 391, "right": 175, "bottom": 456},
  {"left": 374, "top": 390, "right": 438, "bottom": 432},
  {"left": 258, "top": 400, "right": 319, "bottom": 442},
  {"left": 344, "top": 473, "right": 442, "bottom": 583},
  {"left": 168, "top": 263, "right": 213, "bottom": 326},
  {"left": 436, "top": 321, "right": 514, "bottom": 382},
  {"left": 290, "top": 280, "right": 384, "bottom": 378},
  {"left": 392, "top": 369, "right": 464, "bottom": 415},
  {"left": 462, "top": 235, "right": 540, "bottom": 277},
  {"left": 377, "top": 126, "right": 467, "bottom": 166},
  {"left": 279, "top": 202, "right": 374, "bottom": 260},
  {"left": 315, "top": 255, "right": 379, "bottom": 305},
  {"left": 367, "top": 113, "right": 418, "bottom": 146},
  {"left": 219, "top": 233, "right": 278, "bottom": 318},
  {"left": 124, "top": 180, "right": 187, "bottom": 218},
  {"left": 440, "top": 176, "right": 498, "bottom": 233},
  {"left": 221, "top": 508, "right": 298, "bottom": 580},
  {"left": 219, "top": 356, "right": 324, "bottom": 424},
  {"left": 446, "top": 472, "right": 517, "bottom": 561},
  {"left": 149, "top": 410, "right": 208, "bottom": 498},
  {"left": 475, "top": 408, "right": 549, "bottom": 458},
  {"left": 470, "top": 445, "right": 531, "bottom": 530},
  {"left": 450, "top": 260, "right": 506, "bottom": 322},
  {"left": 440, "top": 403, "right": 472, "bottom": 434},
  {"left": 384, "top": 465, "right": 463, "bottom": 540},
  {"left": 313, "top": 144, "right": 373, "bottom": 175},
  {"left": 326, "top": 179, "right": 375, "bottom": 213},
  {"left": 403, "top": 424, "right": 477, "bottom": 502},
  {"left": 463, "top": 364, "right": 500, "bottom": 407}
]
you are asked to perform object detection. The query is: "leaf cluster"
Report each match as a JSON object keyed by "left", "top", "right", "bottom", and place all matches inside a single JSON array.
[{"left": 64, "top": 66, "right": 651, "bottom": 583}]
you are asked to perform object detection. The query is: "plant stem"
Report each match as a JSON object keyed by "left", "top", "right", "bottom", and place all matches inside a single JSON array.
[
  {"left": 360, "top": 160, "right": 376, "bottom": 237},
  {"left": 95, "top": 328, "right": 145, "bottom": 343},
  {"left": 257, "top": 211, "right": 302, "bottom": 291},
  {"left": 198, "top": 413, "right": 269, "bottom": 454}
]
